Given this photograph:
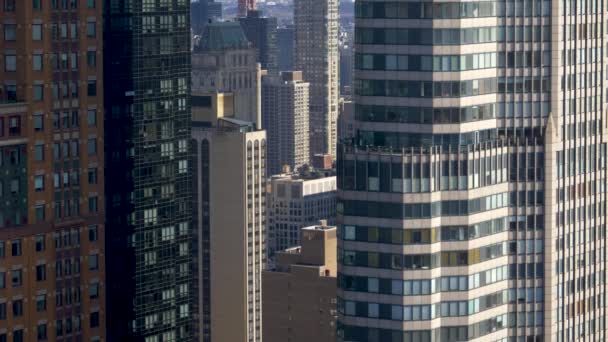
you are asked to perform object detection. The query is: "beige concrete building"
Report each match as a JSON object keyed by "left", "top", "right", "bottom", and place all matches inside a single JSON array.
[
  {"left": 294, "top": 0, "right": 339, "bottom": 160},
  {"left": 192, "top": 103, "right": 266, "bottom": 342},
  {"left": 192, "top": 21, "right": 262, "bottom": 127},
  {"left": 263, "top": 223, "right": 338, "bottom": 342},
  {"left": 262, "top": 71, "right": 310, "bottom": 175}
]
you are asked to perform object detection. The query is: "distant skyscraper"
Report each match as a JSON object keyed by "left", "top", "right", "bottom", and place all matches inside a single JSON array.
[
  {"left": 339, "top": 45, "right": 353, "bottom": 94},
  {"left": 267, "top": 170, "right": 336, "bottom": 256},
  {"left": 0, "top": 2, "right": 105, "bottom": 341},
  {"left": 263, "top": 223, "right": 338, "bottom": 342},
  {"left": 294, "top": 0, "right": 340, "bottom": 160},
  {"left": 262, "top": 71, "right": 310, "bottom": 175},
  {"left": 192, "top": 0, "right": 223, "bottom": 35},
  {"left": 337, "top": 1, "right": 608, "bottom": 342},
  {"left": 192, "top": 22, "right": 262, "bottom": 127},
  {"left": 239, "top": 10, "right": 279, "bottom": 75},
  {"left": 104, "top": 0, "right": 195, "bottom": 340},
  {"left": 238, "top": 0, "right": 256, "bottom": 17},
  {"left": 277, "top": 25, "right": 295, "bottom": 71},
  {"left": 192, "top": 108, "right": 266, "bottom": 342}
]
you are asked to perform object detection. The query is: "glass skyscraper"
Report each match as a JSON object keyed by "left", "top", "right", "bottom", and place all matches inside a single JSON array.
[
  {"left": 337, "top": 1, "right": 607, "bottom": 341},
  {"left": 103, "top": 0, "right": 196, "bottom": 340}
]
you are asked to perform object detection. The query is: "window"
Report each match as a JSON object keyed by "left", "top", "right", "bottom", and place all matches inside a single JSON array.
[
  {"left": 33, "top": 84, "right": 44, "bottom": 101},
  {"left": 13, "top": 329, "right": 23, "bottom": 342},
  {"left": 87, "top": 138, "right": 96, "bottom": 155},
  {"left": 4, "top": 0, "right": 15, "bottom": 11},
  {"left": 89, "top": 282, "right": 99, "bottom": 298},
  {"left": 0, "top": 242, "right": 4, "bottom": 258},
  {"left": 35, "top": 205, "right": 45, "bottom": 222},
  {"left": 88, "top": 254, "right": 98, "bottom": 270},
  {"left": 4, "top": 24, "right": 16, "bottom": 40},
  {"left": 0, "top": 303, "right": 5, "bottom": 319},
  {"left": 33, "top": 53, "right": 43, "bottom": 70},
  {"left": 87, "top": 0, "right": 95, "bottom": 8},
  {"left": 8, "top": 116, "right": 20, "bottom": 135},
  {"left": 35, "top": 234, "right": 45, "bottom": 251},
  {"left": 86, "top": 51, "right": 96, "bottom": 67},
  {"left": 86, "top": 21, "right": 96, "bottom": 38},
  {"left": 11, "top": 239, "right": 21, "bottom": 256},
  {"left": 87, "top": 80, "right": 97, "bottom": 96},
  {"left": 88, "top": 196, "right": 98, "bottom": 213},
  {"left": 33, "top": 114, "right": 43, "bottom": 131},
  {"left": 87, "top": 109, "right": 96, "bottom": 126},
  {"left": 34, "top": 175, "right": 44, "bottom": 191},
  {"left": 34, "top": 144, "right": 44, "bottom": 161},
  {"left": 32, "top": 24, "right": 42, "bottom": 40},
  {"left": 33, "top": 0, "right": 42, "bottom": 10},
  {"left": 88, "top": 168, "right": 97, "bottom": 184},
  {"left": 4, "top": 54, "right": 16, "bottom": 71},
  {"left": 90, "top": 311, "right": 99, "bottom": 327},
  {"left": 36, "top": 264, "right": 46, "bottom": 281},
  {"left": 12, "top": 299, "right": 23, "bottom": 316},
  {"left": 37, "top": 323, "right": 47, "bottom": 341},
  {"left": 88, "top": 225, "right": 98, "bottom": 241},
  {"left": 11, "top": 269, "right": 22, "bottom": 287}
]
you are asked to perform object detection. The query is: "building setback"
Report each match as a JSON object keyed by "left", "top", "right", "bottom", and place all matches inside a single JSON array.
[
  {"left": 192, "top": 108, "right": 266, "bottom": 342},
  {"left": 337, "top": 1, "right": 608, "bottom": 341},
  {"left": 262, "top": 71, "right": 310, "bottom": 175},
  {"left": 294, "top": 0, "right": 340, "bottom": 160},
  {"left": 267, "top": 170, "right": 336, "bottom": 257},
  {"left": 0, "top": 1, "right": 105, "bottom": 341},
  {"left": 103, "top": 0, "right": 195, "bottom": 340},
  {"left": 192, "top": 22, "right": 262, "bottom": 128},
  {"left": 263, "top": 223, "right": 338, "bottom": 342}
]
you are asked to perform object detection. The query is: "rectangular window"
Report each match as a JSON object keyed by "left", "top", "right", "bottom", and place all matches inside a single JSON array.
[
  {"left": 87, "top": 109, "right": 96, "bottom": 126},
  {"left": 4, "top": 0, "right": 15, "bottom": 11},
  {"left": 34, "top": 175, "right": 44, "bottom": 191},
  {"left": 32, "top": 24, "right": 42, "bottom": 40},
  {"left": 35, "top": 234, "right": 45, "bottom": 251},
  {"left": 11, "top": 239, "right": 21, "bottom": 256},
  {"left": 87, "top": 80, "right": 97, "bottom": 96},
  {"left": 90, "top": 311, "right": 99, "bottom": 327},
  {"left": 33, "top": 114, "right": 43, "bottom": 131},
  {"left": 13, "top": 330, "right": 23, "bottom": 342},
  {"left": 34, "top": 144, "right": 44, "bottom": 161},
  {"left": 87, "top": 0, "right": 95, "bottom": 8},
  {"left": 88, "top": 196, "right": 98, "bottom": 213},
  {"left": 11, "top": 269, "right": 22, "bottom": 287},
  {"left": 36, "top": 264, "right": 46, "bottom": 281},
  {"left": 88, "top": 168, "right": 97, "bottom": 184},
  {"left": 86, "top": 51, "right": 96, "bottom": 67},
  {"left": 87, "top": 138, "right": 96, "bottom": 155},
  {"left": 86, "top": 22, "right": 96, "bottom": 37},
  {"left": 4, "top": 54, "right": 16, "bottom": 71},
  {"left": 0, "top": 303, "right": 5, "bottom": 319},
  {"left": 88, "top": 225, "right": 98, "bottom": 241},
  {"left": 4, "top": 24, "right": 16, "bottom": 41},
  {"left": 33, "top": 0, "right": 42, "bottom": 10},
  {"left": 89, "top": 282, "right": 99, "bottom": 298},
  {"left": 35, "top": 205, "right": 45, "bottom": 222},
  {"left": 37, "top": 323, "right": 47, "bottom": 341},
  {"left": 33, "top": 84, "right": 44, "bottom": 101}
]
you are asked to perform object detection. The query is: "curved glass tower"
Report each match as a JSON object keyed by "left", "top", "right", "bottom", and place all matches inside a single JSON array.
[{"left": 337, "top": 1, "right": 607, "bottom": 341}]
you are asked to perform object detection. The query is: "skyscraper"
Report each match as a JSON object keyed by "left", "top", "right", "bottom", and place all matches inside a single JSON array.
[
  {"left": 192, "top": 22, "right": 262, "bottom": 128},
  {"left": 192, "top": 108, "right": 266, "bottom": 342},
  {"left": 191, "top": 0, "right": 223, "bottom": 35},
  {"left": 277, "top": 25, "right": 295, "bottom": 72},
  {"left": 338, "top": 2, "right": 607, "bottom": 342},
  {"left": 238, "top": 0, "right": 256, "bottom": 18},
  {"left": 262, "top": 71, "right": 310, "bottom": 175},
  {"left": 0, "top": 1, "right": 105, "bottom": 341},
  {"left": 294, "top": 0, "right": 340, "bottom": 160},
  {"left": 104, "top": 0, "right": 195, "bottom": 340},
  {"left": 239, "top": 10, "right": 278, "bottom": 75}
]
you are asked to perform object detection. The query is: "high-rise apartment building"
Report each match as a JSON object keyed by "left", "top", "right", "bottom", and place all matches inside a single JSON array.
[
  {"left": 263, "top": 222, "right": 338, "bottom": 342},
  {"left": 277, "top": 25, "right": 294, "bottom": 72},
  {"left": 239, "top": 10, "right": 278, "bottom": 75},
  {"left": 192, "top": 109, "right": 266, "bottom": 342},
  {"left": 294, "top": 0, "right": 340, "bottom": 160},
  {"left": 262, "top": 71, "right": 310, "bottom": 175},
  {"left": 192, "top": 22, "right": 262, "bottom": 127},
  {"left": 338, "top": 2, "right": 607, "bottom": 342},
  {"left": 268, "top": 169, "right": 336, "bottom": 256},
  {"left": 0, "top": 1, "right": 105, "bottom": 341},
  {"left": 103, "top": 0, "right": 195, "bottom": 340}
]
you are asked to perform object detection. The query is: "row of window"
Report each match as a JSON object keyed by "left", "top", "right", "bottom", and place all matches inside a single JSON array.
[
  {"left": 339, "top": 193, "right": 508, "bottom": 220},
  {"left": 357, "top": 128, "right": 499, "bottom": 149},
  {"left": 341, "top": 242, "right": 506, "bottom": 270},
  {"left": 354, "top": 101, "right": 551, "bottom": 125},
  {"left": 0, "top": 255, "right": 98, "bottom": 288},
  {"left": 355, "top": 25, "right": 551, "bottom": 46},
  {"left": 355, "top": 0, "right": 551, "bottom": 19},
  {"left": 341, "top": 218, "right": 507, "bottom": 245},
  {"left": 0, "top": 226, "right": 98, "bottom": 257},
  {"left": 2, "top": 21, "right": 96, "bottom": 42},
  {"left": 339, "top": 264, "right": 509, "bottom": 295},
  {"left": 355, "top": 76, "right": 551, "bottom": 98},
  {"left": 2, "top": 0, "right": 96, "bottom": 12}
]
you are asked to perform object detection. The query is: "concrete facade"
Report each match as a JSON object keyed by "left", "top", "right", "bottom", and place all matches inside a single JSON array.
[
  {"left": 267, "top": 170, "right": 337, "bottom": 256},
  {"left": 294, "top": 0, "right": 340, "bottom": 160},
  {"left": 263, "top": 223, "right": 338, "bottom": 342},
  {"left": 262, "top": 71, "right": 310, "bottom": 175},
  {"left": 193, "top": 112, "right": 267, "bottom": 342}
]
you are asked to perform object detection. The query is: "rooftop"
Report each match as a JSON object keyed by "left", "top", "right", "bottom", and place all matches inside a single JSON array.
[{"left": 194, "top": 21, "right": 251, "bottom": 51}]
